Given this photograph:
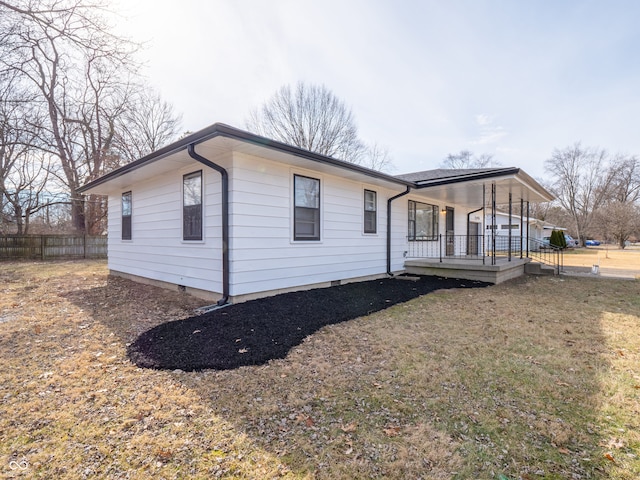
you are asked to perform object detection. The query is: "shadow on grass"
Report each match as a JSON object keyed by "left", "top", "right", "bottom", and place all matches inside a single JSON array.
[
  {"left": 126, "top": 276, "right": 489, "bottom": 371},
  {"left": 61, "top": 267, "right": 640, "bottom": 478}
]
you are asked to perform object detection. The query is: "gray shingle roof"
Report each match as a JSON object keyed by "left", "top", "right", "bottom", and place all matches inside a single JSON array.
[{"left": 394, "top": 168, "right": 512, "bottom": 183}]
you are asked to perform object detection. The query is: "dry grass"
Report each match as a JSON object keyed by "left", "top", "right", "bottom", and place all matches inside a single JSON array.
[
  {"left": 563, "top": 246, "right": 640, "bottom": 277},
  {"left": 1, "top": 260, "right": 639, "bottom": 479}
]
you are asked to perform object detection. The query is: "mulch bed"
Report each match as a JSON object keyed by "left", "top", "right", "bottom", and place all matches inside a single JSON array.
[{"left": 127, "top": 275, "right": 489, "bottom": 371}]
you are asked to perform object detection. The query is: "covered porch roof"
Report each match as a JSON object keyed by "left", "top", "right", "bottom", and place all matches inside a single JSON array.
[{"left": 396, "top": 168, "right": 553, "bottom": 207}]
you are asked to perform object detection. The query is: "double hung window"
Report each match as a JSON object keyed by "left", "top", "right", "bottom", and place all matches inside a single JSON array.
[
  {"left": 364, "top": 189, "right": 377, "bottom": 234},
  {"left": 294, "top": 174, "right": 320, "bottom": 241},
  {"left": 121, "top": 191, "right": 132, "bottom": 240},
  {"left": 183, "top": 171, "right": 203, "bottom": 241}
]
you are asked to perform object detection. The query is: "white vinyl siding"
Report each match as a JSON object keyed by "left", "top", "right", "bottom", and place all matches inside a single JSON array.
[
  {"left": 107, "top": 157, "right": 227, "bottom": 294},
  {"left": 229, "top": 152, "right": 392, "bottom": 297},
  {"left": 105, "top": 148, "right": 484, "bottom": 299}
]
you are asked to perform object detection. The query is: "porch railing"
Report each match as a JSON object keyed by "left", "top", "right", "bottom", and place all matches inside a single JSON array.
[
  {"left": 406, "top": 234, "right": 563, "bottom": 274},
  {"left": 407, "top": 234, "right": 485, "bottom": 262},
  {"left": 527, "top": 238, "right": 563, "bottom": 274}
]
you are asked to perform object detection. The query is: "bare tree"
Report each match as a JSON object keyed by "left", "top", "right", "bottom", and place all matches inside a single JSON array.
[
  {"left": 607, "top": 154, "right": 640, "bottom": 203},
  {"left": 0, "top": 70, "right": 54, "bottom": 234},
  {"left": 440, "top": 150, "right": 498, "bottom": 169},
  {"left": 593, "top": 201, "right": 640, "bottom": 248},
  {"left": 544, "top": 143, "right": 615, "bottom": 246},
  {"left": 247, "top": 82, "right": 365, "bottom": 161},
  {"left": 113, "top": 89, "right": 182, "bottom": 162},
  {"left": 3, "top": 152, "right": 65, "bottom": 234},
  {"left": 246, "top": 82, "right": 395, "bottom": 171},
  {"left": 0, "top": 0, "right": 140, "bottom": 233},
  {"left": 361, "top": 142, "right": 394, "bottom": 173}
]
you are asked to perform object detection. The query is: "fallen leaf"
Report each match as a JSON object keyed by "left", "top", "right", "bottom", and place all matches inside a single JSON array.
[
  {"left": 605, "top": 438, "right": 625, "bottom": 449},
  {"left": 238, "top": 348, "right": 248, "bottom": 354},
  {"left": 341, "top": 422, "right": 357, "bottom": 433},
  {"left": 617, "top": 350, "right": 625, "bottom": 356},
  {"left": 634, "top": 385, "right": 640, "bottom": 389},
  {"left": 558, "top": 447, "right": 570, "bottom": 454},
  {"left": 383, "top": 426, "right": 401, "bottom": 437},
  {"left": 155, "top": 448, "right": 173, "bottom": 460},
  {"left": 604, "top": 452, "right": 616, "bottom": 463},
  {"left": 305, "top": 416, "right": 314, "bottom": 427}
]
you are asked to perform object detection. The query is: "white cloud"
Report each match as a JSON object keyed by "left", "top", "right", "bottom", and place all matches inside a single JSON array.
[
  {"left": 475, "top": 114, "right": 493, "bottom": 126},
  {"left": 472, "top": 114, "right": 508, "bottom": 145}
]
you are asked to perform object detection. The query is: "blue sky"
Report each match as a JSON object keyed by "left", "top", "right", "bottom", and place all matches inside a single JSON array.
[{"left": 115, "top": 0, "right": 640, "bottom": 180}]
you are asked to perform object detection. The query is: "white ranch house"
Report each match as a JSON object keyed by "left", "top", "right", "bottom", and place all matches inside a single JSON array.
[{"left": 78, "top": 123, "right": 554, "bottom": 304}]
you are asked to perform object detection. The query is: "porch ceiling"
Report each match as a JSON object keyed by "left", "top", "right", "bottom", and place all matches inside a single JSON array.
[{"left": 412, "top": 174, "right": 552, "bottom": 208}]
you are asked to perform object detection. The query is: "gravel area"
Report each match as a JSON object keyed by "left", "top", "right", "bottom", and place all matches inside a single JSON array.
[{"left": 127, "top": 275, "right": 489, "bottom": 371}]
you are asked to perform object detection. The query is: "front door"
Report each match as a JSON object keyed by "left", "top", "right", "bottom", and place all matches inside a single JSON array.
[
  {"left": 468, "top": 221, "right": 480, "bottom": 255},
  {"left": 445, "top": 207, "right": 454, "bottom": 256}
]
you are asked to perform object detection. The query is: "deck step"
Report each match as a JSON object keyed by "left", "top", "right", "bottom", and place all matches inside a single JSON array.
[{"left": 525, "top": 262, "right": 556, "bottom": 276}]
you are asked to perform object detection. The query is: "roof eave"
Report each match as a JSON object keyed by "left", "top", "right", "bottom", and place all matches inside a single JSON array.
[
  {"left": 413, "top": 168, "right": 521, "bottom": 188},
  {"left": 78, "top": 123, "right": 413, "bottom": 194}
]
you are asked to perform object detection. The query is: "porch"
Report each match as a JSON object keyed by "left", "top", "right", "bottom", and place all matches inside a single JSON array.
[{"left": 402, "top": 234, "right": 561, "bottom": 284}]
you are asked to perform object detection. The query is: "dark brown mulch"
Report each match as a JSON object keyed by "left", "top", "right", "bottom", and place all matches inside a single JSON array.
[{"left": 127, "top": 275, "right": 489, "bottom": 371}]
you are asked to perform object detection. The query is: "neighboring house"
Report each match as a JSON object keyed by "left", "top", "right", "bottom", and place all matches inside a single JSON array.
[
  {"left": 78, "top": 123, "right": 554, "bottom": 304},
  {"left": 485, "top": 211, "right": 549, "bottom": 251}
]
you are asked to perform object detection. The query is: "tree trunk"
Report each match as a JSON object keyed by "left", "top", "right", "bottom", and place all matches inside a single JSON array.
[
  {"left": 14, "top": 204, "right": 23, "bottom": 234},
  {"left": 71, "top": 196, "right": 86, "bottom": 233}
]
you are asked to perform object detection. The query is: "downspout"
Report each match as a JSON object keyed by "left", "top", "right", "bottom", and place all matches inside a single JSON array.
[
  {"left": 467, "top": 206, "right": 484, "bottom": 256},
  {"left": 187, "top": 144, "right": 229, "bottom": 306},
  {"left": 386, "top": 186, "right": 411, "bottom": 276}
]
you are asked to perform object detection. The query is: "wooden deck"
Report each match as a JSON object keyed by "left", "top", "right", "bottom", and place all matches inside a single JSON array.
[{"left": 403, "top": 256, "right": 531, "bottom": 284}]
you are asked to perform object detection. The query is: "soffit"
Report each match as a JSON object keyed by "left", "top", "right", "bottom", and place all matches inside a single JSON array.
[{"left": 410, "top": 175, "right": 552, "bottom": 208}]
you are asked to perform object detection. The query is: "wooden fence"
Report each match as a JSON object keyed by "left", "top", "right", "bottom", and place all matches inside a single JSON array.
[{"left": 0, "top": 235, "right": 107, "bottom": 260}]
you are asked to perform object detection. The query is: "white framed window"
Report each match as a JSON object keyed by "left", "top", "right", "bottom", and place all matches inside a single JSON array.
[
  {"left": 183, "top": 171, "right": 202, "bottom": 241},
  {"left": 121, "top": 191, "right": 132, "bottom": 240},
  {"left": 293, "top": 174, "right": 320, "bottom": 241},
  {"left": 364, "top": 189, "right": 377, "bottom": 234}
]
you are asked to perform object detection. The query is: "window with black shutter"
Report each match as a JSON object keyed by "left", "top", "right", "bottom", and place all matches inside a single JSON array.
[{"left": 183, "top": 171, "right": 202, "bottom": 241}]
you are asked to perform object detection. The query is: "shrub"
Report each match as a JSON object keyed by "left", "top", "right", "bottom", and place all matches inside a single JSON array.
[{"left": 550, "top": 230, "right": 566, "bottom": 249}]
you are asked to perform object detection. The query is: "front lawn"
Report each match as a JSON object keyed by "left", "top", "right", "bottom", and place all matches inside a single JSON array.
[{"left": 1, "top": 260, "right": 638, "bottom": 479}]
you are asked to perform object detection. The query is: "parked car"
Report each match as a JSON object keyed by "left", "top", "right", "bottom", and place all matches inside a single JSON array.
[
  {"left": 541, "top": 234, "right": 577, "bottom": 249},
  {"left": 585, "top": 239, "right": 601, "bottom": 246},
  {"left": 564, "top": 234, "right": 578, "bottom": 248}
]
